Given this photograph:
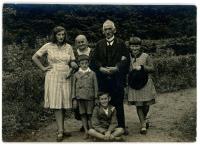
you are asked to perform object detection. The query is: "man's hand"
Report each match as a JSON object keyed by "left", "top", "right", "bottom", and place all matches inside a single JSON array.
[
  {"left": 99, "top": 67, "right": 111, "bottom": 74},
  {"left": 106, "top": 66, "right": 118, "bottom": 74}
]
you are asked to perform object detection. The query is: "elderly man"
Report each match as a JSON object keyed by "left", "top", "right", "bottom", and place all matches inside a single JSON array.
[{"left": 91, "top": 20, "right": 130, "bottom": 134}]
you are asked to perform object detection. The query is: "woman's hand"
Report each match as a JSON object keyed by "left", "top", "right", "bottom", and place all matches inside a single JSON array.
[
  {"left": 70, "top": 61, "right": 78, "bottom": 69},
  {"left": 132, "top": 65, "right": 141, "bottom": 71},
  {"left": 42, "top": 66, "right": 52, "bottom": 72},
  {"left": 95, "top": 98, "right": 99, "bottom": 106}
]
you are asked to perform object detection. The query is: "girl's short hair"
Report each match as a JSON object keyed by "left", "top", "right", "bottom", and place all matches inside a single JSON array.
[
  {"left": 50, "top": 26, "right": 68, "bottom": 44},
  {"left": 129, "top": 37, "right": 142, "bottom": 45}
]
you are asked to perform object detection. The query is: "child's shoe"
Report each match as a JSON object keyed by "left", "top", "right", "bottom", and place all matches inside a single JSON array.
[
  {"left": 140, "top": 127, "right": 147, "bottom": 135},
  {"left": 56, "top": 132, "right": 63, "bottom": 142}
]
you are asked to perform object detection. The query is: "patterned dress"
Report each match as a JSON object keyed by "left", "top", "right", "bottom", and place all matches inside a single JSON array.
[
  {"left": 128, "top": 53, "right": 156, "bottom": 106},
  {"left": 35, "top": 42, "right": 75, "bottom": 109}
]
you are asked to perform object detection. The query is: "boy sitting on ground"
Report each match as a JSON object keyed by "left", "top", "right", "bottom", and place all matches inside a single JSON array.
[{"left": 88, "top": 92, "right": 124, "bottom": 141}]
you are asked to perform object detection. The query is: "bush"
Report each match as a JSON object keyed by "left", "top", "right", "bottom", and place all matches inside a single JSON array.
[{"left": 152, "top": 55, "right": 196, "bottom": 93}]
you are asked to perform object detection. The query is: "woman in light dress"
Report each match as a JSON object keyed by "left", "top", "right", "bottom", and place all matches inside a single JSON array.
[{"left": 32, "top": 26, "right": 78, "bottom": 141}]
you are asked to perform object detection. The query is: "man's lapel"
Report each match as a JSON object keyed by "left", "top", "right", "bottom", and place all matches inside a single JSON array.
[
  {"left": 102, "top": 39, "right": 107, "bottom": 57},
  {"left": 110, "top": 37, "right": 118, "bottom": 59}
]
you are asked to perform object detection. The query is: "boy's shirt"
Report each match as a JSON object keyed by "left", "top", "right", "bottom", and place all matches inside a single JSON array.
[
  {"left": 91, "top": 105, "right": 118, "bottom": 133},
  {"left": 72, "top": 68, "right": 98, "bottom": 100}
]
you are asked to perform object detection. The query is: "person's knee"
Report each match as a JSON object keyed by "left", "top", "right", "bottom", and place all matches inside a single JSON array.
[
  {"left": 88, "top": 129, "right": 96, "bottom": 135},
  {"left": 116, "top": 128, "right": 125, "bottom": 134}
]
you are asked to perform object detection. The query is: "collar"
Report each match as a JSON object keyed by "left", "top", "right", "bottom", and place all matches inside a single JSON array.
[
  {"left": 78, "top": 67, "right": 91, "bottom": 73},
  {"left": 107, "top": 41, "right": 114, "bottom": 46},
  {"left": 106, "top": 36, "right": 115, "bottom": 46},
  {"left": 77, "top": 47, "right": 91, "bottom": 56},
  {"left": 106, "top": 36, "right": 115, "bottom": 42},
  {"left": 131, "top": 52, "right": 143, "bottom": 59}
]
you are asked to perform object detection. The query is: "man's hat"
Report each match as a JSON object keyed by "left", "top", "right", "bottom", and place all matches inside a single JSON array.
[
  {"left": 78, "top": 54, "right": 89, "bottom": 62},
  {"left": 128, "top": 65, "right": 148, "bottom": 90}
]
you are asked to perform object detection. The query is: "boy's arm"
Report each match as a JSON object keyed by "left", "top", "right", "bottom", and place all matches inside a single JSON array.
[
  {"left": 108, "top": 107, "right": 118, "bottom": 132},
  {"left": 92, "top": 107, "right": 106, "bottom": 134}
]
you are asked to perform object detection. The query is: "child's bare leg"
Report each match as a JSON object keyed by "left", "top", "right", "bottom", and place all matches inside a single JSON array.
[
  {"left": 112, "top": 128, "right": 124, "bottom": 137},
  {"left": 136, "top": 106, "right": 145, "bottom": 127},
  {"left": 142, "top": 105, "right": 149, "bottom": 120},
  {"left": 87, "top": 115, "right": 92, "bottom": 129},
  {"left": 88, "top": 129, "right": 105, "bottom": 140},
  {"left": 81, "top": 114, "right": 89, "bottom": 139},
  {"left": 136, "top": 106, "right": 147, "bottom": 134}
]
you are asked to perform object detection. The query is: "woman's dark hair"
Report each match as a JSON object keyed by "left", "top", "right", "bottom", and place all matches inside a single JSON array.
[{"left": 50, "top": 26, "right": 68, "bottom": 44}]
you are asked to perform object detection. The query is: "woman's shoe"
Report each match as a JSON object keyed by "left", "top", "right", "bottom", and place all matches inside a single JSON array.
[
  {"left": 56, "top": 133, "right": 63, "bottom": 142},
  {"left": 140, "top": 127, "right": 147, "bottom": 135}
]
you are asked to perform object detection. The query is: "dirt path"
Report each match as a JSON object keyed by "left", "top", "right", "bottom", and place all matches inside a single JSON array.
[{"left": 20, "top": 88, "right": 196, "bottom": 142}]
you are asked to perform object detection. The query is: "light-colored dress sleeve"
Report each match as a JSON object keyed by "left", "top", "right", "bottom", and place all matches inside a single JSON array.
[{"left": 35, "top": 43, "right": 50, "bottom": 57}]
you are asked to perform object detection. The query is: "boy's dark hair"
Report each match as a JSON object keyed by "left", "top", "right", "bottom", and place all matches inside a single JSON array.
[{"left": 98, "top": 92, "right": 110, "bottom": 99}]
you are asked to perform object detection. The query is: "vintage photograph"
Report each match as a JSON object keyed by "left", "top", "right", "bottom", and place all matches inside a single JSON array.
[{"left": 2, "top": 4, "right": 196, "bottom": 142}]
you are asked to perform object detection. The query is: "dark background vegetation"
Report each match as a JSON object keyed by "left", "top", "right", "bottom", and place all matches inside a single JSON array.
[{"left": 2, "top": 4, "right": 196, "bottom": 141}]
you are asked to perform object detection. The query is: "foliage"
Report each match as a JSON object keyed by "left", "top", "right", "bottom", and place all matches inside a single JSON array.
[
  {"left": 3, "top": 4, "right": 196, "bottom": 46},
  {"left": 152, "top": 55, "right": 196, "bottom": 93}
]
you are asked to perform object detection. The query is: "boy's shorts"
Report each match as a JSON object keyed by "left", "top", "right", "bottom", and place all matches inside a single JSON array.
[{"left": 78, "top": 99, "right": 94, "bottom": 115}]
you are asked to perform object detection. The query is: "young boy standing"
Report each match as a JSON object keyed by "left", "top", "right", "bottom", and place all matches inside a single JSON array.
[
  {"left": 88, "top": 93, "right": 124, "bottom": 141},
  {"left": 72, "top": 54, "right": 98, "bottom": 139}
]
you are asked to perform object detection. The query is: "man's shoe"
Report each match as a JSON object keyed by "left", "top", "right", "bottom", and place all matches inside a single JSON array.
[{"left": 123, "top": 128, "right": 129, "bottom": 136}]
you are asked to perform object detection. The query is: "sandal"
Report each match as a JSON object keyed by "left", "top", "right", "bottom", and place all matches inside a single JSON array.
[{"left": 140, "top": 127, "right": 147, "bottom": 135}]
